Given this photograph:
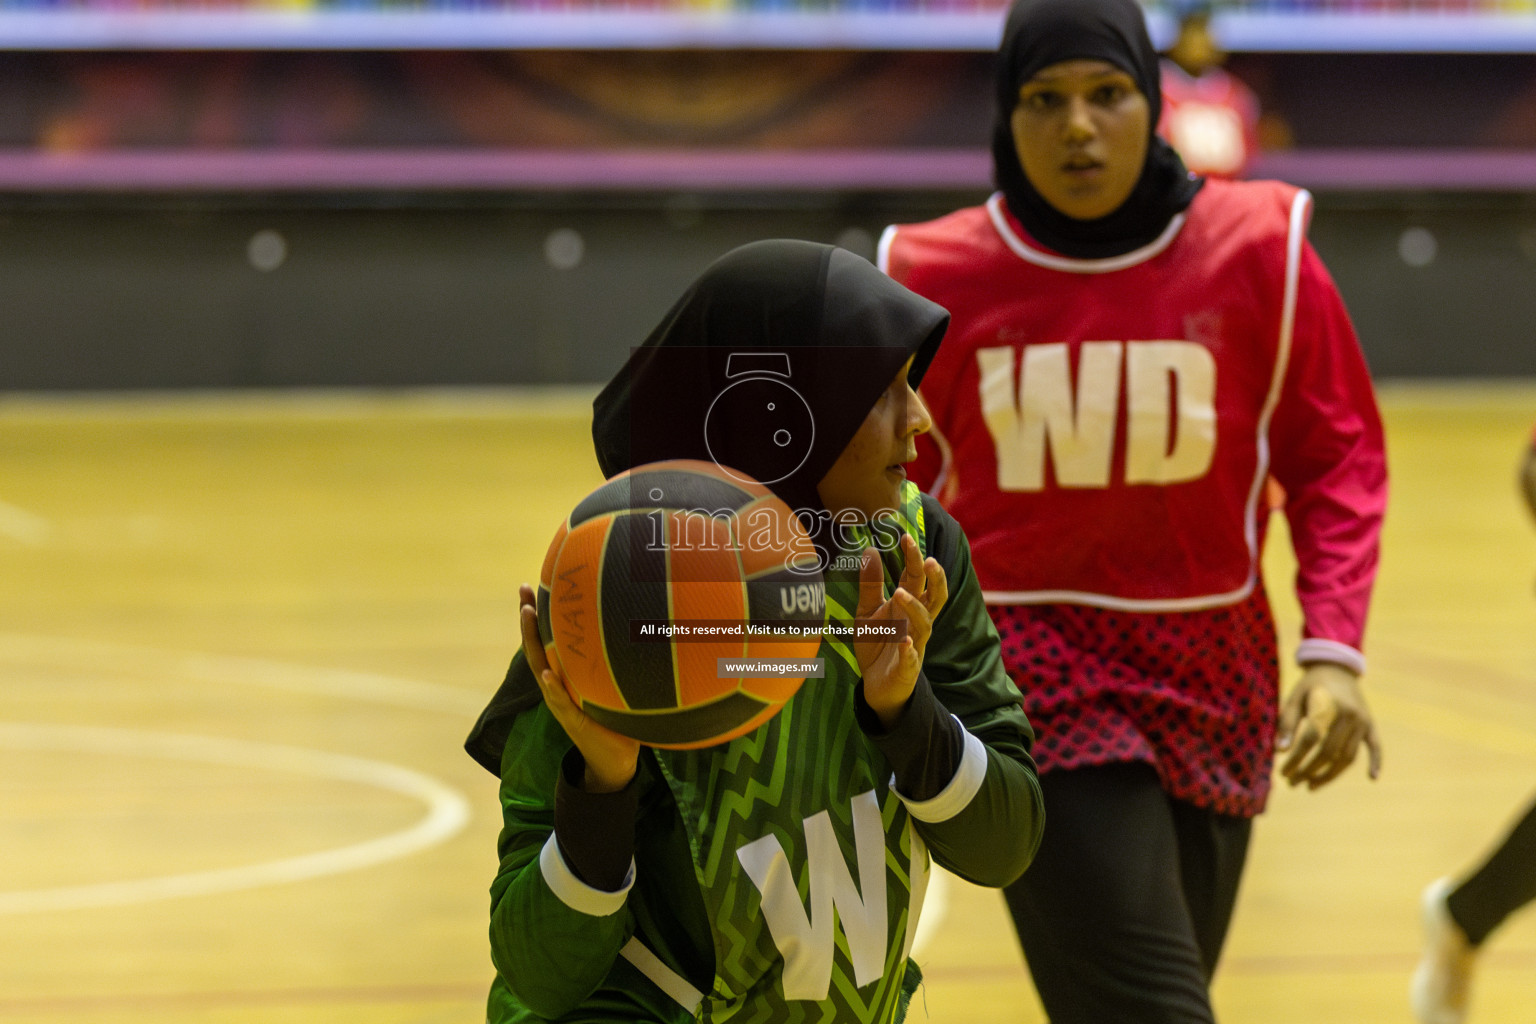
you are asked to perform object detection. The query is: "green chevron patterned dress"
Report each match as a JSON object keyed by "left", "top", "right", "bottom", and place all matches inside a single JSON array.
[{"left": 475, "top": 484, "right": 1042, "bottom": 1024}]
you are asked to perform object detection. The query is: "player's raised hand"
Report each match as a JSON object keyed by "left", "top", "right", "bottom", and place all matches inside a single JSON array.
[
  {"left": 854, "top": 535, "right": 947, "bottom": 729},
  {"left": 895, "top": 531, "right": 948, "bottom": 625},
  {"left": 519, "top": 584, "right": 639, "bottom": 793},
  {"left": 1276, "top": 662, "right": 1382, "bottom": 790}
]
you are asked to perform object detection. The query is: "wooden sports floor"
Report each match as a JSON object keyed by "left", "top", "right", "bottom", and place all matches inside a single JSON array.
[{"left": 1, "top": 381, "right": 1533, "bottom": 1024}]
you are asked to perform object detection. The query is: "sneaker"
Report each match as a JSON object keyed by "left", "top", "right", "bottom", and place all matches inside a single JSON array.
[{"left": 1410, "top": 877, "right": 1477, "bottom": 1024}]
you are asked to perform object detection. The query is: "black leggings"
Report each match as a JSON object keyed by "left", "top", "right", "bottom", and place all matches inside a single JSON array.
[
  {"left": 1447, "top": 792, "right": 1536, "bottom": 947},
  {"left": 1001, "top": 762, "right": 1252, "bottom": 1024}
]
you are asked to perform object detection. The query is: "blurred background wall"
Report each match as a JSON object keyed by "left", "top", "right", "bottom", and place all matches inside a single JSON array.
[{"left": 0, "top": 0, "right": 1533, "bottom": 388}]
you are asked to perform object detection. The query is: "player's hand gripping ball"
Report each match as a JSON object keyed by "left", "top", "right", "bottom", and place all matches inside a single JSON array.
[{"left": 535, "top": 459, "right": 826, "bottom": 749}]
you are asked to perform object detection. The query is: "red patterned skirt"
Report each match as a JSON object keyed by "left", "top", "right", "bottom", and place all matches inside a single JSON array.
[{"left": 990, "top": 589, "right": 1280, "bottom": 817}]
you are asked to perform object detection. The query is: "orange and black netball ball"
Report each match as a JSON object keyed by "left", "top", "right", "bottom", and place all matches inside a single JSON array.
[{"left": 536, "top": 459, "right": 826, "bottom": 749}]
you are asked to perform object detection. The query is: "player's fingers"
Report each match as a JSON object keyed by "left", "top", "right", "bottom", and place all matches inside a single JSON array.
[
  {"left": 1290, "top": 696, "right": 1359, "bottom": 785},
  {"left": 1305, "top": 721, "right": 1365, "bottom": 789},
  {"left": 1308, "top": 724, "right": 1370, "bottom": 792},
  {"left": 1364, "top": 722, "right": 1384, "bottom": 780},
  {"left": 1274, "top": 683, "right": 1309, "bottom": 750},
  {"left": 1279, "top": 719, "right": 1320, "bottom": 783},
  {"left": 519, "top": 600, "right": 551, "bottom": 679},
  {"left": 879, "top": 537, "right": 922, "bottom": 624},
  {"left": 534, "top": 667, "right": 579, "bottom": 727},
  {"left": 855, "top": 546, "right": 885, "bottom": 621},
  {"left": 1308, "top": 709, "right": 1357, "bottom": 771},
  {"left": 1320, "top": 722, "right": 1368, "bottom": 787},
  {"left": 518, "top": 583, "right": 539, "bottom": 641},
  {"left": 893, "top": 587, "right": 933, "bottom": 652},
  {"left": 870, "top": 635, "right": 918, "bottom": 684},
  {"left": 922, "top": 557, "right": 948, "bottom": 618},
  {"left": 1289, "top": 696, "right": 1348, "bottom": 783},
  {"left": 1295, "top": 691, "right": 1351, "bottom": 783}
]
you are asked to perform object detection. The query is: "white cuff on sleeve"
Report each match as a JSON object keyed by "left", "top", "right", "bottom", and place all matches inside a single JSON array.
[
  {"left": 539, "top": 833, "right": 634, "bottom": 917},
  {"left": 1296, "top": 638, "right": 1366, "bottom": 676},
  {"left": 897, "top": 719, "right": 988, "bottom": 823}
]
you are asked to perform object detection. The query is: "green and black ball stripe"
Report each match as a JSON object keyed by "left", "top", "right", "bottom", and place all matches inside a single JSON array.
[{"left": 540, "top": 461, "right": 826, "bottom": 747}]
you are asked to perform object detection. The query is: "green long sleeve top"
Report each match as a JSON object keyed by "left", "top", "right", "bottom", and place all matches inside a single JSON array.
[{"left": 465, "top": 491, "right": 1045, "bottom": 1023}]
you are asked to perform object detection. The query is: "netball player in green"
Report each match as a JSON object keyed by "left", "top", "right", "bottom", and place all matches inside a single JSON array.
[{"left": 465, "top": 239, "right": 1046, "bottom": 1023}]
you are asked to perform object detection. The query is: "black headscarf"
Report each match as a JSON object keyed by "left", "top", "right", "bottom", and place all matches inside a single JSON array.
[
  {"left": 591, "top": 239, "right": 948, "bottom": 516},
  {"left": 465, "top": 241, "right": 949, "bottom": 776},
  {"left": 991, "top": 0, "right": 1203, "bottom": 259}
]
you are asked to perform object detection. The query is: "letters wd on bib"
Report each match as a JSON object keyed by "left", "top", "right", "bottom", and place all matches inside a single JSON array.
[{"left": 883, "top": 178, "right": 1381, "bottom": 632}]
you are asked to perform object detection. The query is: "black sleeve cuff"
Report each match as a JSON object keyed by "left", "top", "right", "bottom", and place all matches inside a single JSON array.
[
  {"left": 855, "top": 673, "right": 966, "bottom": 802},
  {"left": 553, "top": 747, "right": 639, "bottom": 892}
]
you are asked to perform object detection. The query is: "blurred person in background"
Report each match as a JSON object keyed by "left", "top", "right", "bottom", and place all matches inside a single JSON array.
[
  {"left": 879, "top": 0, "right": 1387, "bottom": 1020},
  {"left": 1410, "top": 431, "right": 1536, "bottom": 1024},
  {"left": 1158, "top": 0, "right": 1290, "bottom": 179}
]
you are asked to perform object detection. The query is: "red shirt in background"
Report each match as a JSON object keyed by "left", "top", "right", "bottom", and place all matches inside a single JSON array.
[{"left": 1159, "top": 60, "right": 1262, "bottom": 179}]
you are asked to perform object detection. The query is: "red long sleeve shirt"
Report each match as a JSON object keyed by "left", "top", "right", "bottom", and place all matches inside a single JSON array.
[{"left": 882, "top": 180, "right": 1387, "bottom": 813}]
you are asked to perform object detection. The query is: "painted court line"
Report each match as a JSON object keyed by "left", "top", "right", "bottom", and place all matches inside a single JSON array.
[
  {"left": 0, "top": 723, "right": 471, "bottom": 914},
  {"left": 0, "top": 982, "right": 488, "bottom": 1016},
  {"left": 0, "top": 633, "right": 485, "bottom": 716},
  {"left": 0, "top": 385, "right": 601, "bottom": 423}
]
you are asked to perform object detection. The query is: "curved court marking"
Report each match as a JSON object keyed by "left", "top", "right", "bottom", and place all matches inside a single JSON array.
[
  {"left": 0, "top": 723, "right": 471, "bottom": 915},
  {"left": 0, "top": 633, "right": 484, "bottom": 716},
  {"left": 2, "top": 633, "right": 959, "bottom": 933}
]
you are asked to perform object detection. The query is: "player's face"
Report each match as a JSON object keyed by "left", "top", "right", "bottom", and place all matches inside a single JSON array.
[
  {"left": 1010, "top": 59, "right": 1150, "bottom": 222},
  {"left": 1169, "top": 19, "right": 1223, "bottom": 76},
  {"left": 817, "top": 358, "right": 931, "bottom": 520}
]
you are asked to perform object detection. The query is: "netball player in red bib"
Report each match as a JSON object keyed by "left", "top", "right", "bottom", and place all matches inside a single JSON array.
[{"left": 880, "top": 0, "right": 1388, "bottom": 1020}]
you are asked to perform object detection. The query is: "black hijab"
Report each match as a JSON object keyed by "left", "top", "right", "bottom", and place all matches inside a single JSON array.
[
  {"left": 591, "top": 239, "right": 949, "bottom": 517},
  {"left": 465, "top": 241, "right": 949, "bottom": 775},
  {"left": 991, "top": 0, "right": 1203, "bottom": 259}
]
